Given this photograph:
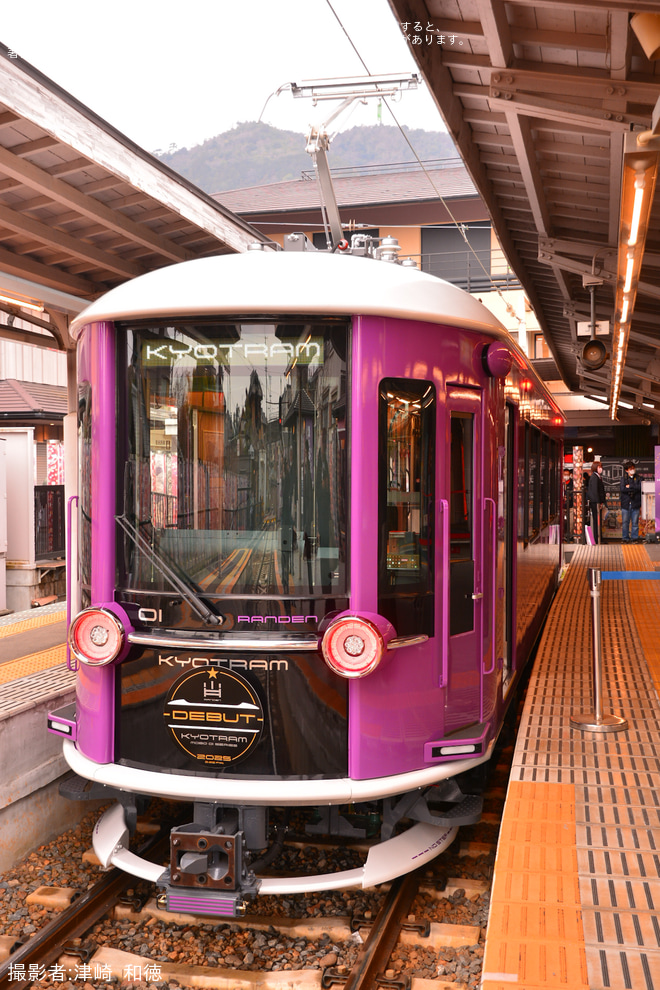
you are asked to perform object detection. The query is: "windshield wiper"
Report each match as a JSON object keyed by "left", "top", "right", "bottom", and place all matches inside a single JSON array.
[{"left": 116, "top": 514, "right": 221, "bottom": 626}]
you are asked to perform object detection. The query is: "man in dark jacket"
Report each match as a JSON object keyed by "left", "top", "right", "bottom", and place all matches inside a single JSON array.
[
  {"left": 620, "top": 461, "right": 642, "bottom": 543},
  {"left": 587, "top": 461, "right": 606, "bottom": 543}
]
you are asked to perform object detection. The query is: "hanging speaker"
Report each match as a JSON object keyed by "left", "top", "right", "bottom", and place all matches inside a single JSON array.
[{"left": 581, "top": 339, "right": 608, "bottom": 370}]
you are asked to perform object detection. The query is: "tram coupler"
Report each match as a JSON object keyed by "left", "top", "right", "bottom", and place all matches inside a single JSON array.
[
  {"left": 162, "top": 822, "right": 261, "bottom": 917},
  {"left": 169, "top": 825, "right": 251, "bottom": 889},
  {"left": 164, "top": 803, "right": 265, "bottom": 916}
]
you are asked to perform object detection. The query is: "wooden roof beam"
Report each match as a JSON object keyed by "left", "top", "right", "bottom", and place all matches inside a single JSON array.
[
  {"left": 0, "top": 111, "right": 20, "bottom": 128},
  {"left": 537, "top": 177, "right": 609, "bottom": 196},
  {"left": 0, "top": 201, "right": 145, "bottom": 277},
  {"left": 462, "top": 108, "right": 508, "bottom": 126},
  {"left": 49, "top": 156, "right": 95, "bottom": 178},
  {"left": 107, "top": 191, "right": 156, "bottom": 209},
  {"left": 510, "top": 27, "right": 607, "bottom": 53},
  {"left": 0, "top": 142, "right": 191, "bottom": 262},
  {"left": 608, "top": 131, "right": 624, "bottom": 245},
  {"left": 539, "top": 236, "right": 617, "bottom": 262},
  {"left": 80, "top": 175, "right": 127, "bottom": 195},
  {"left": 430, "top": 20, "right": 484, "bottom": 42},
  {"left": 506, "top": 113, "right": 552, "bottom": 236},
  {"left": 534, "top": 140, "right": 610, "bottom": 160},
  {"left": 480, "top": 153, "right": 521, "bottom": 168},
  {"left": 11, "top": 136, "right": 60, "bottom": 157},
  {"left": 501, "top": 0, "right": 658, "bottom": 10},
  {"left": 540, "top": 162, "right": 611, "bottom": 180},
  {"left": 0, "top": 241, "right": 98, "bottom": 295},
  {"left": 471, "top": 135, "right": 516, "bottom": 154},
  {"left": 0, "top": 55, "right": 267, "bottom": 254},
  {"left": 489, "top": 90, "right": 645, "bottom": 132},
  {"left": 0, "top": 322, "right": 61, "bottom": 348},
  {"left": 489, "top": 67, "right": 659, "bottom": 106},
  {"left": 609, "top": 11, "right": 633, "bottom": 82},
  {"left": 476, "top": 0, "right": 513, "bottom": 68},
  {"left": 438, "top": 52, "right": 492, "bottom": 71}
]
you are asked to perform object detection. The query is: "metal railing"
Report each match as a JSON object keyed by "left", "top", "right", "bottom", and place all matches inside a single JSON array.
[
  {"left": 300, "top": 157, "right": 465, "bottom": 180},
  {"left": 420, "top": 250, "right": 521, "bottom": 293}
]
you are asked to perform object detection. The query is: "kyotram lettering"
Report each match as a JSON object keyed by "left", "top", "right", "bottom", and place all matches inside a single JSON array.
[
  {"left": 143, "top": 339, "right": 323, "bottom": 367},
  {"left": 158, "top": 655, "right": 289, "bottom": 670}
]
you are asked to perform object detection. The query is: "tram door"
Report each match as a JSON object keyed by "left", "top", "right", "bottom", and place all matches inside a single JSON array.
[
  {"left": 502, "top": 404, "right": 516, "bottom": 693},
  {"left": 444, "top": 386, "right": 484, "bottom": 734}
]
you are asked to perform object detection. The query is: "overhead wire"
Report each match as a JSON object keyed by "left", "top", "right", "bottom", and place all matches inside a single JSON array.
[{"left": 322, "top": 0, "right": 523, "bottom": 326}]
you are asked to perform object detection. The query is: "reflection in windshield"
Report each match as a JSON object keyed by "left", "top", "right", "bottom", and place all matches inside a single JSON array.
[{"left": 121, "top": 321, "right": 348, "bottom": 599}]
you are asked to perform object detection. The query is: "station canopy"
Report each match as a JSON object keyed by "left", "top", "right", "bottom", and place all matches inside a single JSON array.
[
  {"left": 387, "top": 1, "right": 660, "bottom": 420},
  {"left": 0, "top": 45, "right": 271, "bottom": 352}
]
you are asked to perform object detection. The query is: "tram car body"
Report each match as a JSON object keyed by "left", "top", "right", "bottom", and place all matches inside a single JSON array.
[{"left": 49, "top": 245, "right": 563, "bottom": 915}]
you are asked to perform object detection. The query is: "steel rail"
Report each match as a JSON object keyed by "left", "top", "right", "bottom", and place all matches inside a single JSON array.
[
  {"left": 341, "top": 871, "right": 422, "bottom": 990},
  {"left": 0, "top": 834, "right": 169, "bottom": 990}
]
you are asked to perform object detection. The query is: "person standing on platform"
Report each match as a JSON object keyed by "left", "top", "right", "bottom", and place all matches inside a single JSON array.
[
  {"left": 620, "top": 461, "right": 642, "bottom": 543},
  {"left": 587, "top": 461, "right": 606, "bottom": 543}
]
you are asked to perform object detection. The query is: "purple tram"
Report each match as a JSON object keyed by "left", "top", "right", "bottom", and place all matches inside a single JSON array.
[{"left": 49, "top": 245, "right": 563, "bottom": 916}]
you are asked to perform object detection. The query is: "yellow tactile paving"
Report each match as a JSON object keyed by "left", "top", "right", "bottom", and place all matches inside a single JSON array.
[
  {"left": 490, "top": 868, "right": 580, "bottom": 908},
  {"left": 0, "top": 610, "right": 66, "bottom": 638},
  {"left": 0, "top": 644, "right": 67, "bottom": 684},
  {"left": 485, "top": 545, "right": 660, "bottom": 990},
  {"left": 482, "top": 939, "right": 590, "bottom": 990},
  {"left": 482, "top": 780, "right": 589, "bottom": 990}
]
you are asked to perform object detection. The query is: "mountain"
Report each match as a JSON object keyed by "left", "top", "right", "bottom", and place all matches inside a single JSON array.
[{"left": 156, "top": 121, "right": 457, "bottom": 193}]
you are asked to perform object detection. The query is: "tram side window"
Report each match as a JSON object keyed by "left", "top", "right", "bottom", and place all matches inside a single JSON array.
[
  {"left": 541, "top": 434, "right": 549, "bottom": 527},
  {"left": 378, "top": 379, "right": 435, "bottom": 637},
  {"left": 528, "top": 425, "right": 541, "bottom": 539},
  {"left": 523, "top": 422, "right": 531, "bottom": 543},
  {"left": 450, "top": 414, "right": 473, "bottom": 561},
  {"left": 449, "top": 411, "right": 475, "bottom": 637},
  {"left": 550, "top": 440, "right": 558, "bottom": 518},
  {"left": 518, "top": 423, "right": 527, "bottom": 543}
]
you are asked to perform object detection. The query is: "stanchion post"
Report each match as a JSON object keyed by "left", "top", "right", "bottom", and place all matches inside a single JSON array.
[
  {"left": 570, "top": 568, "right": 628, "bottom": 733},
  {"left": 590, "top": 568, "right": 604, "bottom": 722}
]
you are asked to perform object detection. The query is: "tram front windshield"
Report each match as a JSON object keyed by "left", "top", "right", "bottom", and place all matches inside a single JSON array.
[{"left": 119, "top": 320, "right": 348, "bottom": 599}]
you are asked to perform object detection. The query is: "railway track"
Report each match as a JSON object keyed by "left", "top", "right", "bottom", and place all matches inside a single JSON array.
[
  {"left": 0, "top": 734, "right": 513, "bottom": 989},
  {"left": 0, "top": 810, "right": 500, "bottom": 990},
  {"left": 0, "top": 863, "right": 490, "bottom": 990},
  {"left": 0, "top": 832, "right": 171, "bottom": 990}
]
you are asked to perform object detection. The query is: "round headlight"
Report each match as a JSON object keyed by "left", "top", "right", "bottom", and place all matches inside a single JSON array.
[
  {"left": 321, "top": 615, "right": 385, "bottom": 678},
  {"left": 69, "top": 607, "right": 125, "bottom": 666}
]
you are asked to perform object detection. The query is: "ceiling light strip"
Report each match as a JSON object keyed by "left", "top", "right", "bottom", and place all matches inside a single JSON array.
[{"left": 609, "top": 133, "right": 660, "bottom": 418}]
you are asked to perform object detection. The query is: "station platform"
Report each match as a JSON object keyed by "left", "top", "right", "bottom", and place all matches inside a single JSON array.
[
  {"left": 0, "top": 601, "right": 71, "bottom": 713},
  {"left": 483, "top": 543, "right": 660, "bottom": 990},
  {"left": 0, "top": 601, "right": 80, "bottom": 870},
  {"left": 4, "top": 557, "right": 660, "bottom": 988}
]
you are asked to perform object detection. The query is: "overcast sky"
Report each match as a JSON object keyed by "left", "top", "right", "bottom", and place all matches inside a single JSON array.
[{"left": 3, "top": 0, "right": 447, "bottom": 154}]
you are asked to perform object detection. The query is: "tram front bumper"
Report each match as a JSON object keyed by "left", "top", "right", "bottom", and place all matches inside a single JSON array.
[{"left": 92, "top": 801, "right": 458, "bottom": 905}]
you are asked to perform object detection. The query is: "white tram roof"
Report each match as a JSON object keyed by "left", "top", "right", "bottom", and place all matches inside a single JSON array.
[{"left": 71, "top": 250, "right": 509, "bottom": 340}]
